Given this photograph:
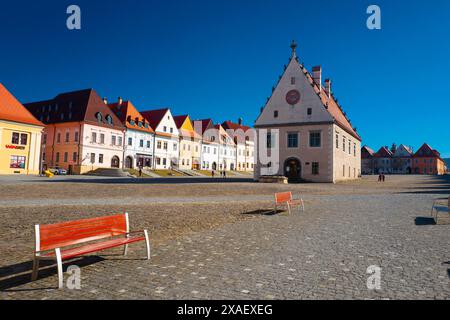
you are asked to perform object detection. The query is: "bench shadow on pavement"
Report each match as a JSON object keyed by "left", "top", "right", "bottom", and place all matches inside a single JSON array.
[
  {"left": 414, "top": 217, "right": 436, "bottom": 225},
  {"left": 0, "top": 256, "right": 104, "bottom": 291},
  {"left": 242, "top": 209, "right": 285, "bottom": 216}
]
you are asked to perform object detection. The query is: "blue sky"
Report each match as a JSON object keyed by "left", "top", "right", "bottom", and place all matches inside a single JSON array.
[{"left": 1, "top": 0, "right": 449, "bottom": 157}]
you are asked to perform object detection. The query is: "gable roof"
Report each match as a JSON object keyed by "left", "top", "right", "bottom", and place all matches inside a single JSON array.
[
  {"left": 361, "top": 146, "right": 375, "bottom": 158},
  {"left": 374, "top": 146, "right": 393, "bottom": 158},
  {"left": 0, "top": 83, "right": 44, "bottom": 127},
  {"left": 413, "top": 143, "right": 443, "bottom": 160},
  {"left": 255, "top": 45, "right": 361, "bottom": 141},
  {"left": 221, "top": 120, "right": 254, "bottom": 143},
  {"left": 108, "top": 100, "right": 154, "bottom": 134},
  {"left": 221, "top": 120, "right": 251, "bottom": 132},
  {"left": 173, "top": 114, "right": 202, "bottom": 139},
  {"left": 24, "top": 88, "right": 124, "bottom": 130},
  {"left": 193, "top": 118, "right": 214, "bottom": 135},
  {"left": 140, "top": 108, "right": 169, "bottom": 131},
  {"left": 393, "top": 144, "right": 413, "bottom": 157}
]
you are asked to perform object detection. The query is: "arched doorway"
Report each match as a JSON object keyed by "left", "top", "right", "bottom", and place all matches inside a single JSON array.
[
  {"left": 230, "top": 163, "right": 235, "bottom": 171},
  {"left": 284, "top": 157, "right": 301, "bottom": 182},
  {"left": 125, "top": 156, "right": 133, "bottom": 169},
  {"left": 111, "top": 156, "right": 120, "bottom": 168}
]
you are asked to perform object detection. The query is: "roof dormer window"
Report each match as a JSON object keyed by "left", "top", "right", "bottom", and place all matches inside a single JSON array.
[
  {"left": 96, "top": 112, "right": 103, "bottom": 122},
  {"left": 106, "top": 114, "right": 113, "bottom": 125}
]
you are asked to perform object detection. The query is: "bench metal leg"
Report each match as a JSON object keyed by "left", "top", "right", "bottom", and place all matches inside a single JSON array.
[
  {"left": 144, "top": 230, "right": 151, "bottom": 260},
  {"left": 55, "top": 248, "right": 63, "bottom": 289},
  {"left": 301, "top": 198, "right": 305, "bottom": 212},
  {"left": 287, "top": 203, "right": 291, "bottom": 215},
  {"left": 31, "top": 257, "right": 39, "bottom": 281},
  {"left": 123, "top": 244, "right": 128, "bottom": 256}
]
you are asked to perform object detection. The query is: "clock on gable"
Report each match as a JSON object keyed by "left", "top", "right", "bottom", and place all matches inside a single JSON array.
[{"left": 286, "top": 89, "right": 300, "bottom": 105}]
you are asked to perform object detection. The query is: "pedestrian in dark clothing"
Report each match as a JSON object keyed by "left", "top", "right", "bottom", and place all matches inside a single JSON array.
[
  {"left": 223, "top": 170, "right": 226, "bottom": 178},
  {"left": 212, "top": 170, "right": 215, "bottom": 178},
  {"left": 382, "top": 174, "right": 385, "bottom": 182},
  {"left": 378, "top": 174, "right": 382, "bottom": 182},
  {"left": 139, "top": 167, "right": 142, "bottom": 177}
]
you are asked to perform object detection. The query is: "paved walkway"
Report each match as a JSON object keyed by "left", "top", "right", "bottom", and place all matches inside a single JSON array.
[{"left": 1, "top": 192, "right": 448, "bottom": 299}]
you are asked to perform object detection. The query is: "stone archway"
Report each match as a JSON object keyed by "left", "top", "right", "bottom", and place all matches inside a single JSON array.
[
  {"left": 284, "top": 157, "right": 301, "bottom": 182},
  {"left": 125, "top": 156, "right": 133, "bottom": 169},
  {"left": 111, "top": 156, "right": 120, "bottom": 168}
]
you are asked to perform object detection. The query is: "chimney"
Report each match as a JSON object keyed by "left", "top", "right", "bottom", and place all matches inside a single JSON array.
[
  {"left": 118, "top": 96, "right": 123, "bottom": 105},
  {"left": 325, "top": 79, "right": 331, "bottom": 98},
  {"left": 103, "top": 97, "right": 108, "bottom": 104},
  {"left": 238, "top": 117, "right": 243, "bottom": 125},
  {"left": 312, "top": 66, "right": 322, "bottom": 91}
]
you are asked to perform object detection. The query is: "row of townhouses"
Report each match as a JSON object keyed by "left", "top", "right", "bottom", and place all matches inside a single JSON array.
[
  {"left": 361, "top": 143, "right": 446, "bottom": 175},
  {"left": 0, "top": 83, "right": 254, "bottom": 175}
]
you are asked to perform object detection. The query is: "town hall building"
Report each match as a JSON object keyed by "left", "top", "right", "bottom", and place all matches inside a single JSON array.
[{"left": 254, "top": 41, "right": 361, "bottom": 183}]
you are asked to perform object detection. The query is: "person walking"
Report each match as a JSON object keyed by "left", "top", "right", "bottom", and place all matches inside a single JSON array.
[
  {"left": 382, "top": 173, "right": 385, "bottom": 182},
  {"left": 223, "top": 170, "right": 226, "bottom": 178},
  {"left": 211, "top": 170, "right": 215, "bottom": 178},
  {"left": 138, "top": 166, "right": 142, "bottom": 178}
]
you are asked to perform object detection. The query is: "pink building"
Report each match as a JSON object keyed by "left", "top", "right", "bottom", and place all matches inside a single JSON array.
[{"left": 25, "top": 89, "right": 125, "bottom": 174}]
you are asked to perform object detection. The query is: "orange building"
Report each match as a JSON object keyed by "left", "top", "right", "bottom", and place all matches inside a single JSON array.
[{"left": 412, "top": 143, "right": 446, "bottom": 175}]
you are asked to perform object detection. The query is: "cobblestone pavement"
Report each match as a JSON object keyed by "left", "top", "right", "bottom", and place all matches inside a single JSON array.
[{"left": 0, "top": 176, "right": 449, "bottom": 299}]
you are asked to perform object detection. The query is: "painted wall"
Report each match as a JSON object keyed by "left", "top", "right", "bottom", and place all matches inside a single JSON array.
[{"left": 0, "top": 120, "right": 42, "bottom": 174}]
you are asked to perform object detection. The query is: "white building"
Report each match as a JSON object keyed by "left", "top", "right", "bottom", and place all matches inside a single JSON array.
[
  {"left": 194, "top": 119, "right": 220, "bottom": 171},
  {"left": 215, "top": 124, "right": 237, "bottom": 171},
  {"left": 222, "top": 120, "right": 255, "bottom": 172},
  {"left": 108, "top": 98, "right": 155, "bottom": 169},
  {"left": 141, "top": 108, "right": 179, "bottom": 169}
]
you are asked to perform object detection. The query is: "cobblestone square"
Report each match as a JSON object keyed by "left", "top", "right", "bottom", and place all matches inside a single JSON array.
[{"left": 0, "top": 175, "right": 448, "bottom": 299}]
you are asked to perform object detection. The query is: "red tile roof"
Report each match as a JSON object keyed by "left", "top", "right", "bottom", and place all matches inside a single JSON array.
[
  {"left": 24, "top": 88, "right": 124, "bottom": 130},
  {"left": 193, "top": 119, "right": 213, "bottom": 135},
  {"left": 361, "top": 146, "right": 375, "bottom": 158},
  {"left": 413, "top": 143, "right": 443, "bottom": 160},
  {"left": 0, "top": 83, "right": 44, "bottom": 127},
  {"left": 108, "top": 101, "right": 154, "bottom": 134},
  {"left": 140, "top": 108, "right": 169, "bottom": 131},
  {"left": 374, "top": 146, "right": 393, "bottom": 158}
]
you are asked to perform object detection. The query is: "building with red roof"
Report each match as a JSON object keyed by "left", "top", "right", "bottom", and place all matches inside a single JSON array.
[
  {"left": 108, "top": 97, "right": 155, "bottom": 169},
  {"left": 140, "top": 108, "right": 179, "bottom": 169},
  {"left": 173, "top": 115, "right": 201, "bottom": 170},
  {"left": 222, "top": 119, "right": 254, "bottom": 172},
  {"left": 412, "top": 143, "right": 445, "bottom": 175},
  {"left": 254, "top": 41, "right": 361, "bottom": 182},
  {"left": 0, "top": 83, "right": 44, "bottom": 174},
  {"left": 25, "top": 89, "right": 125, "bottom": 174}
]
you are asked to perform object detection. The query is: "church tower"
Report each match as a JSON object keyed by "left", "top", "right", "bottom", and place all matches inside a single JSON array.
[{"left": 254, "top": 41, "right": 361, "bottom": 183}]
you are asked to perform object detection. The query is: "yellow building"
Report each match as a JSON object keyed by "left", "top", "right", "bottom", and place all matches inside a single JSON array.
[
  {"left": 0, "top": 83, "right": 44, "bottom": 174},
  {"left": 174, "top": 115, "right": 202, "bottom": 170}
]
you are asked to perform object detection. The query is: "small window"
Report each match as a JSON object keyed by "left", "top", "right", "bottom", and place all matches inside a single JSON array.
[
  {"left": 163, "top": 126, "right": 167, "bottom": 132},
  {"left": 57, "top": 133, "right": 61, "bottom": 143},
  {"left": 11, "top": 132, "right": 19, "bottom": 144},
  {"left": 73, "top": 152, "right": 77, "bottom": 162},
  {"left": 312, "top": 162, "right": 319, "bottom": 175},
  {"left": 91, "top": 132, "right": 97, "bottom": 143},
  {"left": 309, "top": 131, "right": 321, "bottom": 147},
  {"left": 307, "top": 108, "right": 312, "bottom": 116},
  {"left": 118, "top": 136, "right": 122, "bottom": 146},
  {"left": 267, "top": 133, "right": 272, "bottom": 148},
  {"left": 112, "top": 135, "right": 116, "bottom": 146},
  {"left": 20, "top": 133, "right": 28, "bottom": 145},
  {"left": 147, "top": 141, "right": 150, "bottom": 148},
  {"left": 100, "top": 133, "right": 105, "bottom": 144},
  {"left": 335, "top": 134, "right": 339, "bottom": 149},
  {"left": 274, "top": 110, "right": 278, "bottom": 118},
  {"left": 99, "top": 154, "right": 103, "bottom": 164},
  {"left": 90, "top": 153, "right": 95, "bottom": 163},
  {"left": 140, "top": 139, "right": 144, "bottom": 147},
  {"left": 96, "top": 112, "right": 103, "bottom": 122},
  {"left": 128, "top": 137, "right": 132, "bottom": 146},
  {"left": 64, "top": 152, "right": 68, "bottom": 162},
  {"left": 163, "top": 142, "right": 168, "bottom": 150},
  {"left": 56, "top": 152, "right": 60, "bottom": 163},
  {"left": 287, "top": 133, "right": 298, "bottom": 148},
  {"left": 74, "top": 132, "right": 79, "bottom": 142},
  {"left": 65, "top": 132, "right": 70, "bottom": 142},
  {"left": 291, "top": 77, "right": 295, "bottom": 85}
]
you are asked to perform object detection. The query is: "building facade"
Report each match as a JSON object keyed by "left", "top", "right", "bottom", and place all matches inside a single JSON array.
[
  {"left": 141, "top": 108, "right": 179, "bottom": 169},
  {"left": 222, "top": 120, "right": 255, "bottom": 172},
  {"left": 412, "top": 143, "right": 446, "bottom": 175},
  {"left": 373, "top": 146, "right": 393, "bottom": 174},
  {"left": 361, "top": 146, "right": 375, "bottom": 175},
  {"left": 215, "top": 124, "right": 237, "bottom": 171},
  {"left": 0, "top": 83, "right": 44, "bottom": 175},
  {"left": 194, "top": 119, "right": 220, "bottom": 171},
  {"left": 25, "top": 89, "right": 125, "bottom": 174},
  {"left": 174, "top": 115, "right": 201, "bottom": 170},
  {"left": 108, "top": 98, "right": 155, "bottom": 169},
  {"left": 392, "top": 144, "right": 413, "bottom": 174},
  {"left": 254, "top": 41, "right": 361, "bottom": 182}
]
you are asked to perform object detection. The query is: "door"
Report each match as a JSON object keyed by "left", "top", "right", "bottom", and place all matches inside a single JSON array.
[
  {"left": 111, "top": 156, "right": 120, "bottom": 168},
  {"left": 284, "top": 158, "right": 301, "bottom": 182}
]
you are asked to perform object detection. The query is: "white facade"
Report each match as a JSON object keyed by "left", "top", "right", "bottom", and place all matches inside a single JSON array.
[
  {"left": 200, "top": 141, "right": 219, "bottom": 170},
  {"left": 79, "top": 123, "right": 124, "bottom": 170},
  {"left": 218, "top": 142, "right": 236, "bottom": 171},
  {"left": 124, "top": 129, "right": 154, "bottom": 169},
  {"left": 152, "top": 109, "right": 179, "bottom": 169}
]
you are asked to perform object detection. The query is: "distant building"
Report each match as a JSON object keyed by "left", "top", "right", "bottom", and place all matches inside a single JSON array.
[
  {"left": 392, "top": 144, "right": 413, "bottom": 174},
  {"left": 25, "top": 89, "right": 125, "bottom": 174},
  {"left": 108, "top": 98, "right": 155, "bottom": 169},
  {"left": 0, "top": 83, "right": 44, "bottom": 175},
  {"left": 194, "top": 119, "right": 219, "bottom": 171},
  {"left": 141, "top": 108, "right": 179, "bottom": 169},
  {"left": 373, "top": 146, "right": 393, "bottom": 174},
  {"left": 173, "top": 115, "right": 201, "bottom": 170},
  {"left": 215, "top": 124, "right": 236, "bottom": 171},
  {"left": 361, "top": 146, "right": 375, "bottom": 174},
  {"left": 221, "top": 119, "right": 255, "bottom": 172},
  {"left": 254, "top": 41, "right": 361, "bottom": 182},
  {"left": 412, "top": 143, "right": 446, "bottom": 175}
]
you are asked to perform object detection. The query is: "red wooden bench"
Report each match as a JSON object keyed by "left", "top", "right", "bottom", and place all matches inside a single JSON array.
[
  {"left": 274, "top": 191, "right": 304, "bottom": 214},
  {"left": 31, "top": 213, "right": 150, "bottom": 289}
]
